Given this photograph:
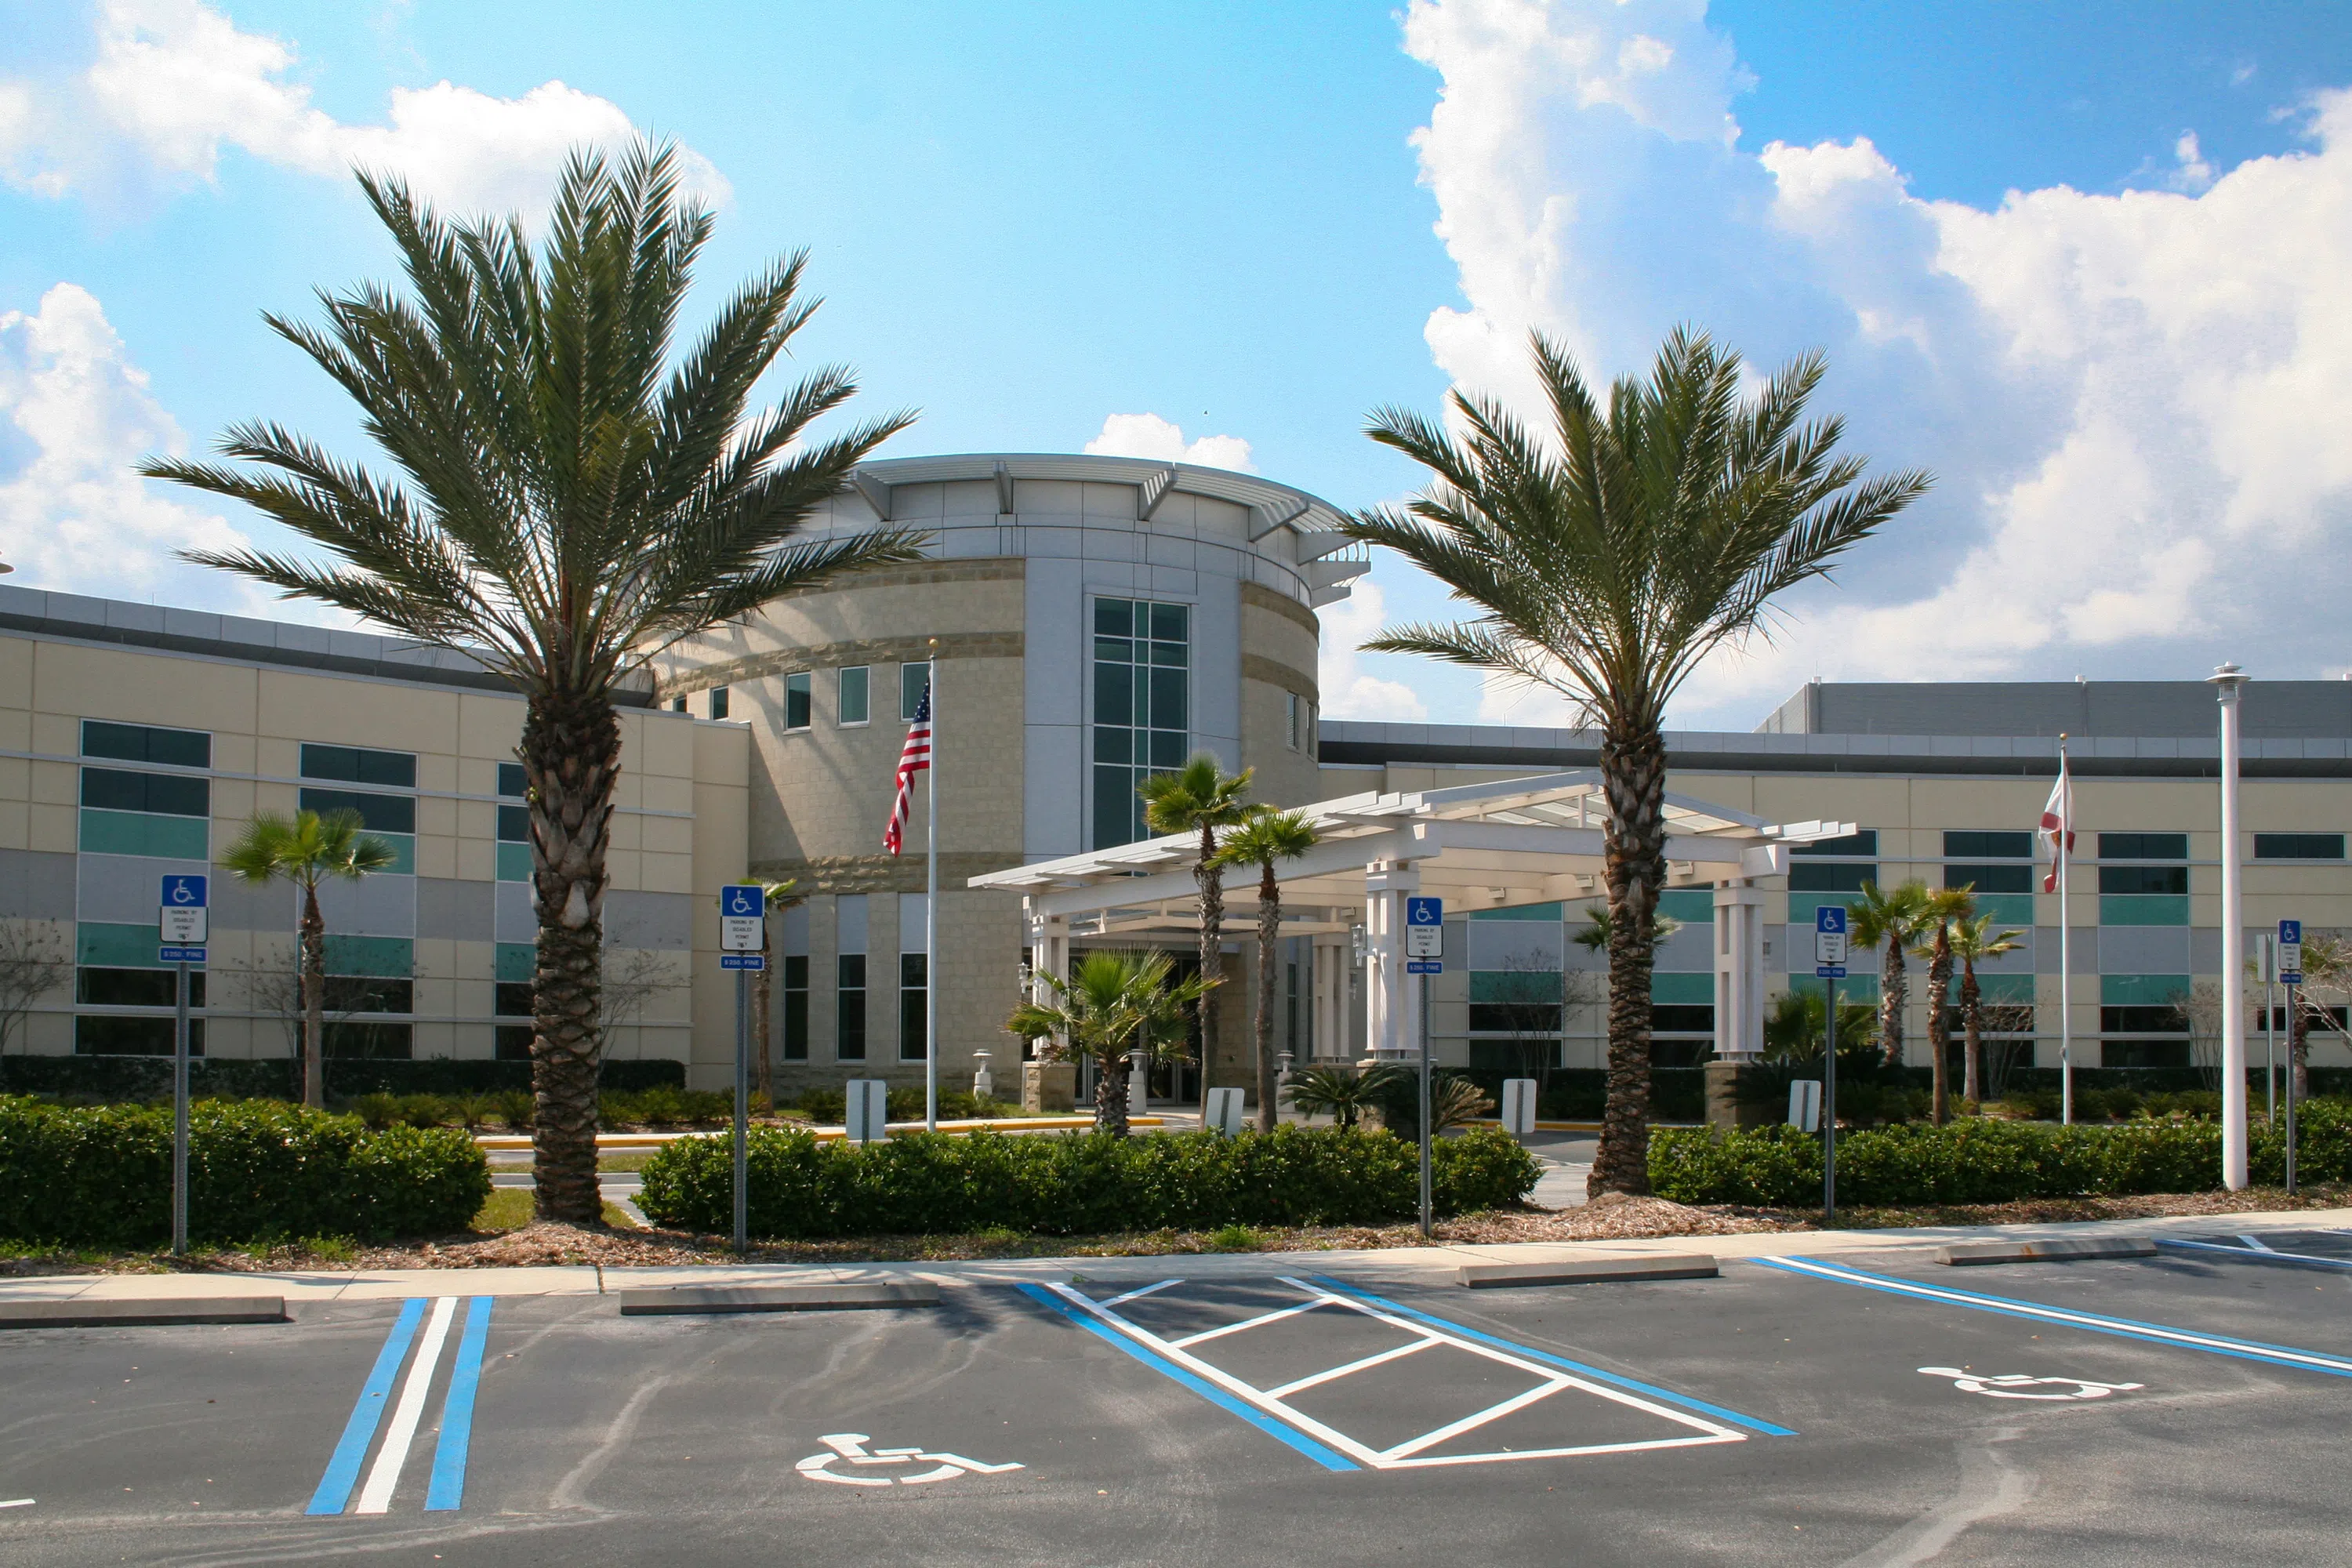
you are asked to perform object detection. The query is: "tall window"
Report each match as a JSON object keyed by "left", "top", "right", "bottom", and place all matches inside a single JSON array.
[
  {"left": 839, "top": 666, "right": 870, "bottom": 726},
  {"left": 1091, "top": 597, "right": 1189, "bottom": 848},
  {"left": 782, "top": 956, "right": 809, "bottom": 1060},
  {"left": 785, "top": 672, "right": 811, "bottom": 731},
  {"left": 900, "top": 661, "right": 931, "bottom": 721},
  {"left": 708, "top": 686, "right": 730, "bottom": 720},
  {"left": 898, "top": 953, "right": 927, "bottom": 1062},
  {"left": 837, "top": 954, "right": 866, "bottom": 1060}
]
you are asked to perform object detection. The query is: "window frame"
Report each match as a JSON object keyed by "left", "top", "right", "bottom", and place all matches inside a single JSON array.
[
  {"left": 900, "top": 661, "right": 931, "bottom": 722},
  {"left": 839, "top": 665, "right": 871, "bottom": 728},
  {"left": 784, "top": 672, "right": 812, "bottom": 732},
  {"left": 837, "top": 953, "right": 867, "bottom": 1061},
  {"left": 898, "top": 952, "right": 927, "bottom": 1062},
  {"left": 707, "top": 685, "right": 730, "bottom": 721}
]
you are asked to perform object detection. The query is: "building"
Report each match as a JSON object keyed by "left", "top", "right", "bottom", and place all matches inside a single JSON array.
[{"left": 4, "top": 451, "right": 2347, "bottom": 1091}]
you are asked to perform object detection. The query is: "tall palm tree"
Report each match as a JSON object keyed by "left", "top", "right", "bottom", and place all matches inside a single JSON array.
[
  {"left": 1950, "top": 913, "right": 2026, "bottom": 1104},
  {"left": 1006, "top": 950, "right": 1213, "bottom": 1135},
  {"left": 750, "top": 879, "right": 800, "bottom": 1109},
  {"left": 1345, "top": 328, "right": 1929, "bottom": 1194},
  {"left": 221, "top": 808, "right": 396, "bottom": 1108},
  {"left": 1138, "top": 754, "right": 1257, "bottom": 1099},
  {"left": 1907, "top": 885, "right": 1978, "bottom": 1124},
  {"left": 1213, "top": 809, "right": 1319, "bottom": 1132},
  {"left": 143, "top": 144, "right": 924, "bottom": 1223},
  {"left": 1847, "top": 879, "right": 1932, "bottom": 1073}
]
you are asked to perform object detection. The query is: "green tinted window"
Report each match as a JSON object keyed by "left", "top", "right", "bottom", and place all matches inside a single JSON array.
[
  {"left": 300, "top": 743, "right": 416, "bottom": 788},
  {"left": 82, "top": 720, "right": 209, "bottom": 769},
  {"left": 1091, "top": 597, "right": 1190, "bottom": 848}
]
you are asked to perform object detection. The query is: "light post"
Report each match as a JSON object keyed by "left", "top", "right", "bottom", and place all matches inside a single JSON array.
[{"left": 2210, "top": 664, "right": 2250, "bottom": 1190}]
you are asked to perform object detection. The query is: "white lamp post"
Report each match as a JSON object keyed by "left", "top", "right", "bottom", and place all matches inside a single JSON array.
[{"left": 2210, "top": 662, "right": 2250, "bottom": 1190}]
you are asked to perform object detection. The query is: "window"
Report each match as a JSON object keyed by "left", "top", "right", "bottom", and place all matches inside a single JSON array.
[
  {"left": 2267, "top": 1004, "right": 2350, "bottom": 1030},
  {"left": 1469, "top": 1004, "right": 1563, "bottom": 1033},
  {"left": 81, "top": 767, "right": 209, "bottom": 817},
  {"left": 837, "top": 954, "right": 867, "bottom": 1059},
  {"left": 2098, "top": 833, "right": 2187, "bottom": 861},
  {"left": 300, "top": 744, "right": 416, "bottom": 789},
  {"left": 1791, "top": 830, "right": 1878, "bottom": 858},
  {"left": 2102, "top": 1004, "right": 2187, "bottom": 1034},
  {"left": 299, "top": 787, "right": 416, "bottom": 835},
  {"left": 325, "top": 977, "right": 414, "bottom": 1014},
  {"left": 707, "top": 686, "right": 730, "bottom": 720},
  {"left": 1091, "top": 597, "right": 1189, "bottom": 848},
  {"left": 2105, "top": 1040, "right": 2192, "bottom": 1069},
  {"left": 82, "top": 720, "right": 209, "bottom": 769},
  {"left": 1947, "top": 863, "right": 2034, "bottom": 894},
  {"left": 1652, "top": 1004, "right": 1717, "bottom": 1033},
  {"left": 497, "top": 763, "right": 527, "bottom": 799},
  {"left": 1287, "top": 691, "right": 1301, "bottom": 750},
  {"left": 1944, "top": 831, "right": 2034, "bottom": 859},
  {"left": 901, "top": 662, "right": 931, "bottom": 721},
  {"left": 75, "top": 1016, "right": 204, "bottom": 1056},
  {"left": 2256, "top": 833, "right": 2345, "bottom": 860},
  {"left": 494, "top": 982, "right": 533, "bottom": 1018},
  {"left": 78, "top": 968, "right": 205, "bottom": 1007},
  {"left": 1789, "top": 861, "right": 1876, "bottom": 893},
  {"left": 898, "top": 953, "right": 927, "bottom": 1062},
  {"left": 839, "top": 666, "right": 870, "bottom": 726},
  {"left": 670, "top": 695, "right": 688, "bottom": 713},
  {"left": 497, "top": 804, "right": 529, "bottom": 842},
  {"left": 2100, "top": 865, "right": 2187, "bottom": 895},
  {"left": 324, "top": 1021, "right": 412, "bottom": 1058},
  {"left": 782, "top": 955, "right": 809, "bottom": 1060},
  {"left": 495, "top": 1026, "right": 534, "bottom": 1060},
  {"left": 785, "top": 672, "right": 811, "bottom": 731}
]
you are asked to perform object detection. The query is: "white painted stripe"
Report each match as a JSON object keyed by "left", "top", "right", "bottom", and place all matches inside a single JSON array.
[
  {"left": 355, "top": 1296, "right": 457, "bottom": 1515},
  {"left": 0, "top": 1499, "right": 32, "bottom": 1508},
  {"left": 2241, "top": 1235, "right": 2276, "bottom": 1252},
  {"left": 1381, "top": 1376, "right": 1572, "bottom": 1461},
  {"left": 1169, "top": 1297, "right": 1329, "bottom": 1348},
  {"left": 1381, "top": 1433, "right": 1737, "bottom": 1470},
  {"left": 1098, "top": 1279, "right": 1183, "bottom": 1308},
  {"left": 1264, "top": 1337, "right": 1439, "bottom": 1399}
]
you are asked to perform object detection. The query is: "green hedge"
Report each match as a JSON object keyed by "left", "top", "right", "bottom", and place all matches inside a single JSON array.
[
  {"left": 1650, "top": 1102, "right": 2352, "bottom": 1207},
  {"left": 638, "top": 1125, "right": 1541, "bottom": 1239},
  {"left": 0, "top": 1055, "right": 684, "bottom": 1102},
  {"left": 0, "top": 1095, "right": 492, "bottom": 1247}
]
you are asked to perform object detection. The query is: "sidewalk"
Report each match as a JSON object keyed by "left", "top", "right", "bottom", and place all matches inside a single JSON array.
[{"left": 5, "top": 1205, "right": 2344, "bottom": 1305}]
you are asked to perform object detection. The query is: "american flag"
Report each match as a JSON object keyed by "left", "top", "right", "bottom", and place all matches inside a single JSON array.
[{"left": 884, "top": 680, "right": 932, "bottom": 855}]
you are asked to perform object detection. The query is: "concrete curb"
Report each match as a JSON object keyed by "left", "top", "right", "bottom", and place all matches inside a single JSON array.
[
  {"left": 0, "top": 1296, "right": 285, "bottom": 1328},
  {"left": 1457, "top": 1254, "right": 1717, "bottom": 1288},
  {"left": 616, "top": 1282, "right": 942, "bottom": 1316},
  {"left": 1936, "top": 1238, "right": 2158, "bottom": 1265}
]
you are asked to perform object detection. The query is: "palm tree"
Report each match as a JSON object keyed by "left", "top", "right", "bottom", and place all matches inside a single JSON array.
[
  {"left": 1847, "top": 880, "right": 1933, "bottom": 1073},
  {"left": 1006, "top": 950, "right": 1213, "bottom": 1135},
  {"left": 1907, "top": 885, "right": 1978, "bottom": 1124},
  {"left": 1950, "top": 913, "right": 2026, "bottom": 1104},
  {"left": 143, "top": 144, "right": 924, "bottom": 1223},
  {"left": 1138, "top": 754, "right": 1257, "bottom": 1100},
  {"left": 1343, "top": 330, "right": 1927, "bottom": 1195},
  {"left": 1570, "top": 903, "right": 1681, "bottom": 954},
  {"left": 1212, "top": 809, "right": 1319, "bottom": 1132},
  {"left": 750, "top": 880, "right": 800, "bottom": 1109},
  {"left": 1284, "top": 1064, "right": 1403, "bottom": 1129},
  {"left": 221, "top": 809, "right": 396, "bottom": 1108},
  {"left": 1761, "top": 988, "right": 1878, "bottom": 1065}
]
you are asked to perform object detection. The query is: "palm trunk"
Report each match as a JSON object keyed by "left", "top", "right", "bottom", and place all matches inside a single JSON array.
[
  {"left": 1254, "top": 861, "right": 1280, "bottom": 1133},
  {"left": 753, "top": 925, "right": 774, "bottom": 1111},
  {"left": 1926, "top": 931, "right": 1953, "bottom": 1124},
  {"left": 1880, "top": 938, "right": 1907, "bottom": 1070},
  {"left": 299, "top": 882, "right": 326, "bottom": 1109},
  {"left": 2292, "top": 998, "right": 2311, "bottom": 1101},
  {"left": 1196, "top": 824, "right": 1222, "bottom": 1100},
  {"left": 524, "top": 684, "right": 619, "bottom": 1225},
  {"left": 1960, "top": 961, "right": 1983, "bottom": 1104},
  {"left": 1095, "top": 1044, "right": 1131, "bottom": 1136},
  {"left": 1590, "top": 724, "right": 1664, "bottom": 1197}
]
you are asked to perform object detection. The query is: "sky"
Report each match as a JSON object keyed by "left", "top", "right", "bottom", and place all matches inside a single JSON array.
[{"left": 4, "top": 1, "right": 2351, "bottom": 732}]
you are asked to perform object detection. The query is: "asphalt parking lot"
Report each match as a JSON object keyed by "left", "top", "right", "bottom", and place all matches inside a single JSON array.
[{"left": 5, "top": 1229, "right": 2352, "bottom": 1566}]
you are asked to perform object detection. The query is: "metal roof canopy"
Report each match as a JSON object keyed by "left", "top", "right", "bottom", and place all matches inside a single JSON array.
[{"left": 972, "top": 771, "right": 1854, "bottom": 936}]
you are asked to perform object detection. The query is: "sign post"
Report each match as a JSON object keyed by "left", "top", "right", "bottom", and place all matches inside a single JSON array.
[
  {"left": 1814, "top": 906, "right": 1849, "bottom": 1224},
  {"left": 2280, "top": 919, "right": 2303, "bottom": 1196},
  {"left": 1405, "top": 896, "right": 1443, "bottom": 1240},
  {"left": 720, "top": 884, "right": 766, "bottom": 1254},
  {"left": 159, "top": 874, "right": 208, "bottom": 1258}
]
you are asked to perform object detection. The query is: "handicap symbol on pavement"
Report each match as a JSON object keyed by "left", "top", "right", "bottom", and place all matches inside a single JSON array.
[
  {"left": 794, "top": 1433, "right": 1024, "bottom": 1486},
  {"left": 1918, "top": 1366, "right": 2143, "bottom": 1401}
]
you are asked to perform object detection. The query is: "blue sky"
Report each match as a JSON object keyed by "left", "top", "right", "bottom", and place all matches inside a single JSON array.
[{"left": 5, "top": 1, "right": 2351, "bottom": 731}]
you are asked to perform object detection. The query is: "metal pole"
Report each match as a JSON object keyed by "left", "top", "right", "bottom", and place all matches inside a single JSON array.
[
  {"left": 2285, "top": 979, "right": 2299, "bottom": 1196},
  {"left": 925, "top": 646, "right": 939, "bottom": 1134},
  {"left": 2263, "top": 935, "right": 2277, "bottom": 1127},
  {"left": 2212, "top": 665, "right": 2250, "bottom": 1189},
  {"left": 1823, "top": 975, "right": 1837, "bottom": 1225},
  {"left": 1417, "top": 967, "right": 1432, "bottom": 1240},
  {"left": 173, "top": 960, "right": 190, "bottom": 1259},
  {"left": 733, "top": 967, "right": 749, "bottom": 1255},
  {"left": 2057, "top": 737, "right": 2073, "bottom": 1126}
]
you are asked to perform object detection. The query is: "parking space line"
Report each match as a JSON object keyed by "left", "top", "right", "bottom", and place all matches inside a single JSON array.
[
  {"left": 2158, "top": 1238, "right": 2352, "bottom": 1273},
  {"left": 1169, "top": 1298, "right": 1328, "bottom": 1349},
  {"left": 307, "top": 1298, "right": 426, "bottom": 1516},
  {"left": 1098, "top": 1279, "right": 1184, "bottom": 1308},
  {"left": 1759, "top": 1257, "right": 2352, "bottom": 1377},
  {"left": 357, "top": 1296, "right": 458, "bottom": 1514},
  {"left": 1301, "top": 1277, "right": 1798, "bottom": 1438},
  {"left": 2240, "top": 1235, "right": 2275, "bottom": 1252},
  {"left": 1381, "top": 1376, "right": 1572, "bottom": 1461},
  {"left": 1264, "top": 1337, "right": 1437, "bottom": 1399},
  {"left": 424, "top": 1298, "right": 492, "bottom": 1512}
]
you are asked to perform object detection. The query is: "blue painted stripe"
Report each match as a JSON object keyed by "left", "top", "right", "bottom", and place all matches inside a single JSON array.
[
  {"left": 1757, "top": 1258, "right": 2352, "bottom": 1378},
  {"left": 2158, "top": 1238, "right": 2352, "bottom": 1273},
  {"left": 307, "top": 1298, "right": 427, "bottom": 1515},
  {"left": 424, "top": 1298, "right": 492, "bottom": 1512},
  {"left": 1304, "top": 1276, "right": 1796, "bottom": 1437},
  {"left": 1012, "top": 1284, "right": 1357, "bottom": 1472}
]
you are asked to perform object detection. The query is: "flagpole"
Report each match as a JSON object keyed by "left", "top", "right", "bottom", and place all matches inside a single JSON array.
[
  {"left": 2212, "top": 663, "right": 2250, "bottom": 1189},
  {"left": 924, "top": 639, "right": 939, "bottom": 1134},
  {"left": 2057, "top": 735, "right": 2072, "bottom": 1127}
]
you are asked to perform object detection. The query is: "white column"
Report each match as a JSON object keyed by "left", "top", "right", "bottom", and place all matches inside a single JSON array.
[
  {"left": 1312, "top": 934, "right": 1351, "bottom": 1062},
  {"left": 1028, "top": 906, "right": 1070, "bottom": 1061},
  {"left": 1712, "top": 880, "right": 1766, "bottom": 1061},
  {"left": 2212, "top": 663, "right": 2250, "bottom": 1189},
  {"left": 1363, "top": 862, "right": 1420, "bottom": 1063}
]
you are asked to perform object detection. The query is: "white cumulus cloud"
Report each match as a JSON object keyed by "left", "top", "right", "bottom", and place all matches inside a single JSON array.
[
  {"left": 1, "top": 0, "right": 728, "bottom": 215},
  {"left": 1316, "top": 577, "right": 1432, "bottom": 722},
  {"left": 1083, "top": 412, "right": 1257, "bottom": 473}
]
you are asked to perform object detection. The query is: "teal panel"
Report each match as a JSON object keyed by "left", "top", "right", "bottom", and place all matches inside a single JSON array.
[
  {"left": 370, "top": 833, "right": 417, "bottom": 876},
  {"left": 1791, "top": 974, "right": 1881, "bottom": 1004},
  {"left": 78, "top": 809, "right": 209, "bottom": 860},
  {"left": 78, "top": 921, "right": 165, "bottom": 969},
  {"left": 2102, "top": 974, "right": 2190, "bottom": 1005},
  {"left": 1975, "top": 973, "right": 2038, "bottom": 1004},
  {"left": 1470, "top": 970, "right": 1563, "bottom": 1004},
  {"left": 495, "top": 942, "right": 536, "bottom": 983},
  {"left": 1651, "top": 972, "right": 1714, "bottom": 1004},
  {"left": 1973, "top": 893, "right": 2035, "bottom": 928},
  {"left": 325, "top": 935, "right": 413, "bottom": 978},
  {"left": 2101, "top": 895, "right": 2188, "bottom": 927},
  {"left": 1791, "top": 891, "right": 1864, "bottom": 916},
  {"left": 495, "top": 842, "right": 532, "bottom": 882},
  {"left": 1657, "top": 890, "right": 1715, "bottom": 924},
  {"left": 1470, "top": 902, "right": 1563, "bottom": 922}
]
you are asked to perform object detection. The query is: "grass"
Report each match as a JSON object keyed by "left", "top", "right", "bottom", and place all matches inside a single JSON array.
[{"left": 471, "top": 1186, "right": 644, "bottom": 1232}]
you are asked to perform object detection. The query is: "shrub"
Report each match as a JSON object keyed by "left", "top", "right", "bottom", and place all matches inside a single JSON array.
[
  {"left": 0, "top": 1094, "right": 490, "bottom": 1247},
  {"left": 0, "top": 1054, "right": 683, "bottom": 1102},
  {"left": 637, "top": 1124, "right": 1541, "bottom": 1239},
  {"left": 797, "top": 1087, "right": 847, "bottom": 1123}
]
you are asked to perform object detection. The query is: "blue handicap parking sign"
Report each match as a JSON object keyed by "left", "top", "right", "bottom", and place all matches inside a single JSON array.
[
  {"left": 1816, "top": 906, "right": 1846, "bottom": 935},
  {"left": 2281, "top": 919, "right": 2303, "bottom": 946},
  {"left": 1405, "top": 897, "right": 1443, "bottom": 927},
  {"left": 721, "top": 884, "right": 763, "bottom": 918},
  {"left": 162, "top": 873, "right": 208, "bottom": 907}
]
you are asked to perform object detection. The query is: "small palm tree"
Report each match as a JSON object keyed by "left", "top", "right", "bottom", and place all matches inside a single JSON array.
[
  {"left": 144, "top": 143, "right": 924, "bottom": 1222},
  {"left": 221, "top": 808, "right": 396, "bottom": 1108},
  {"left": 749, "top": 879, "right": 799, "bottom": 1109},
  {"left": 1847, "top": 880, "right": 1933, "bottom": 1073},
  {"left": 1345, "top": 328, "right": 1927, "bottom": 1194},
  {"left": 1283, "top": 1064, "right": 1403, "bottom": 1130},
  {"left": 1949, "top": 913, "right": 2026, "bottom": 1104},
  {"left": 1907, "top": 886, "right": 1979, "bottom": 1123},
  {"left": 1007, "top": 950, "right": 1212, "bottom": 1135},
  {"left": 1762, "top": 988, "right": 1878, "bottom": 1065},
  {"left": 1212, "top": 809, "right": 1319, "bottom": 1132},
  {"left": 1571, "top": 903, "right": 1681, "bottom": 954},
  {"left": 1138, "top": 754, "right": 1257, "bottom": 1098}
]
